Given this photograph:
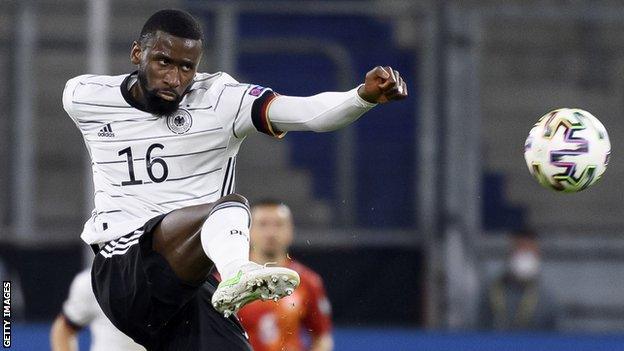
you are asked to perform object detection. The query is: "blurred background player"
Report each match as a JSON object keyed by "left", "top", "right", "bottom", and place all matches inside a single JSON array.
[
  {"left": 50, "top": 269, "right": 145, "bottom": 351},
  {"left": 238, "top": 199, "right": 333, "bottom": 351},
  {"left": 478, "top": 229, "right": 561, "bottom": 331}
]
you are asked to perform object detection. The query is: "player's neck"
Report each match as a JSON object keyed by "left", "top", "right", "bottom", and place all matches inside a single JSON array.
[{"left": 129, "top": 78, "right": 147, "bottom": 107}]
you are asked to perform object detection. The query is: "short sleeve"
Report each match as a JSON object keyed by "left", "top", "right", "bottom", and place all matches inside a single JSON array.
[
  {"left": 62, "top": 73, "right": 132, "bottom": 127},
  {"left": 212, "top": 80, "right": 284, "bottom": 139},
  {"left": 62, "top": 270, "right": 98, "bottom": 328},
  {"left": 302, "top": 273, "right": 333, "bottom": 336},
  {"left": 62, "top": 75, "right": 90, "bottom": 123}
]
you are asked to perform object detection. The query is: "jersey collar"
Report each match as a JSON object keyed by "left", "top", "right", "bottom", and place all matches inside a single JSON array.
[
  {"left": 119, "top": 71, "right": 193, "bottom": 114},
  {"left": 120, "top": 71, "right": 149, "bottom": 113}
]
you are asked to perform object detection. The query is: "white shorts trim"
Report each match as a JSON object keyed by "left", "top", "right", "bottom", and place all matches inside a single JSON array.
[{"left": 100, "top": 229, "right": 144, "bottom": 258}]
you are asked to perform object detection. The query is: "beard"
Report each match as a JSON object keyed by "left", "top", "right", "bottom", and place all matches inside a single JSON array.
[{"left": 137, "top": 70, "right": 182, "bottom": 116}]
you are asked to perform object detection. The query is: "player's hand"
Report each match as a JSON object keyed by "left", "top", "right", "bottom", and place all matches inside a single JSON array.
[{"left": 357, "top": 66, "right": 408, "bottom": 104}]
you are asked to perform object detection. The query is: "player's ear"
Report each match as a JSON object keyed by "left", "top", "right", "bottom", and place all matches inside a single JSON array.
[{"left": 130, "top": 41, "right": 142, "bottom": 65}]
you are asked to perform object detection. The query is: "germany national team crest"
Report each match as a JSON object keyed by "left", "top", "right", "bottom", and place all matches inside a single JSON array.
[{"left": 166, "top": 109, "right": 193, "bottom": 134}]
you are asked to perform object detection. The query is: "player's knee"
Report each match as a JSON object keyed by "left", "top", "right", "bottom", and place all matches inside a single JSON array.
[
  {"left": 213, "top": 193, "right": 249, "bottom": 209},
  {"left": 207, "top": 193, "right": 251, "bottom": 228}
]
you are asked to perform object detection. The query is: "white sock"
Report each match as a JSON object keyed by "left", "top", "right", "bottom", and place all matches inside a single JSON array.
[{"left": 200, "top": 202, "right": 251, "bottom": 279}]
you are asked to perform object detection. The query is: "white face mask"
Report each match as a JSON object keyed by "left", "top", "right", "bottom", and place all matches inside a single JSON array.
[{"left": 509, "top": 251, "right": 540, "bottom": 281}]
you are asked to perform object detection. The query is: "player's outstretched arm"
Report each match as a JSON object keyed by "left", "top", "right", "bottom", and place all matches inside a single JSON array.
[{"left": 266, "top": 66, "right": 407, "bottom": 133}]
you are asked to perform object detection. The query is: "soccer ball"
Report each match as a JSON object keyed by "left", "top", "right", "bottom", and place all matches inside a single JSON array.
[{"left": 524, "top": 108, "right": 610, "bottom": 192}]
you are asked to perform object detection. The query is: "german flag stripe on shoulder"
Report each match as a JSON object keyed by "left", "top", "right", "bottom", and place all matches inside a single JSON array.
[{"left": 251, "top": 90, "right": 285, "bottom": 138}]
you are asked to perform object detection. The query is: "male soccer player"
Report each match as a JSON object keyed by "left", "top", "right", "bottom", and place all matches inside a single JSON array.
[
  {"left": 50, "top": 269, "right": 146, "bottom": 351},
  {"left": 63, "top": 8, "right": 407, "bottom": 351},
  {"left": 239, "top": 200, "right": 333, "bottom": 351}
]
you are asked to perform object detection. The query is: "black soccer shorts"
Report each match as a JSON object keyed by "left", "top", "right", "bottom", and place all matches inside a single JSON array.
[{"left": 91, "top": 214, "right": 252, "bottom": 350}]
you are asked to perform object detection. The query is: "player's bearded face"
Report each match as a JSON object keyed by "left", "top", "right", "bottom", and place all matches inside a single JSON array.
[
  {"left": 137, "top": 69, "right": 182, "bottom": 115},
  {"left": 130, "top": 32, "right": 202, "bottom": 116}
]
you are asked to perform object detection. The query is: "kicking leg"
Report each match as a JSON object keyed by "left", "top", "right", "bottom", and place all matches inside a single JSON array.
[
  {"left": 152, "top": 194, "right": 299, "bottom": 316},
  {"left": 152, "top": 194, "right": 250, "bottom": 284},
  {"left": 152, "top": 201, "right": 215, "bottom": 284}
]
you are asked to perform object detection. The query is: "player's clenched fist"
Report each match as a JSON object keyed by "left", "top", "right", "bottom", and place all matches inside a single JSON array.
[{"left": 357, "top": 66, "right": 408, "bottom": 104}]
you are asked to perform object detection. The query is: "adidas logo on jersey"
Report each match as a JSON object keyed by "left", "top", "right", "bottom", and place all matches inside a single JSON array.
[{"left": 98, "top": 123, "right": 115, "bottom": 137}]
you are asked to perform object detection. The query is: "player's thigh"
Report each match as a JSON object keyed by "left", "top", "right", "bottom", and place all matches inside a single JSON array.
[
  {"left": 152, "top": 203, "right": 215, "bottom": 282},
  {"left": 152, "top": 194, "right": 250, "bottom": 283},
  {"left": 155, "top": 194, "right": 250, "bottom": 245},
  {"left": 155, "top": 203, "right": 215, "bottom": 244}
]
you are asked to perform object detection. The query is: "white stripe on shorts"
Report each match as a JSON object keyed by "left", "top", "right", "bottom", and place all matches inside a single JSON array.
[
  {"left": 100, "top": 240, "right": 139, "bottom": 258},
  {"left": 100, "top": 229, "right": 143, "bottom": 258}
]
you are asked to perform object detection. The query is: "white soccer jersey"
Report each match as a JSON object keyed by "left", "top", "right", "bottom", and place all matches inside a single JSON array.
[
  {"left": 63, "top": 72, "right": 281, "bottom": 244},
  {"left": 63, "top": 269, "right": 146, "bottom": 351}
]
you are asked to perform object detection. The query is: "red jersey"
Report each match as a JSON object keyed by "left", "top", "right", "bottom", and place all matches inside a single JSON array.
[{"left": 238, "top": 260, "right": 332, "bottom": 351}]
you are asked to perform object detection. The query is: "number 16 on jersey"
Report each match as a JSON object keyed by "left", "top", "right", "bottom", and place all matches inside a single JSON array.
[{"left": 118, "top": 143, "right": 169, "bottom": 186}]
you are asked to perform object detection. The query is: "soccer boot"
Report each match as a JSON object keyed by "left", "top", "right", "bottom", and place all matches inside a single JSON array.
[{"left": 212, "top": 262, "right": 300, "bottom": 317}]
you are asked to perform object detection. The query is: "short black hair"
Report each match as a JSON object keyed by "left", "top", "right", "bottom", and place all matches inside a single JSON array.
[{"left": 139, "top": 9, "right": 203, "bottom": 44}]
